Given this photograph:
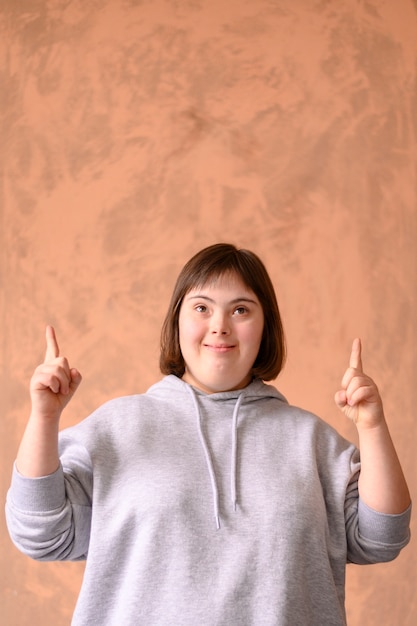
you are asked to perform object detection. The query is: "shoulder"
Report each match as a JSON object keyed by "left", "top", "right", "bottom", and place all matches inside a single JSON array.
[
  {"left": 60, "top": 377, "right": 183, "bottom": 437},
  {"left": 255, "top": 384, "right": 357, "bottom": 455},
  {"left": 85, "top": 377, "right": 182, "bottom": 420}
]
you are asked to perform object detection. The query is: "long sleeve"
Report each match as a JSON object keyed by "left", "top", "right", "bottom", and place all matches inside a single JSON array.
[
  {"left": 344, "top": 465, "right": 411, "bottom": 564},
  {"left": 6, "top": 439, "right": 93, "bottom": 562}
]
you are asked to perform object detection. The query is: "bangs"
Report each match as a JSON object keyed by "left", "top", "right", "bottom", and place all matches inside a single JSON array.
[
  {"left": 185, "top": 268, "right": 251, "bottom": 292},
  {"left": 179, "top": 251, "right": 257, "bottom": 297}
]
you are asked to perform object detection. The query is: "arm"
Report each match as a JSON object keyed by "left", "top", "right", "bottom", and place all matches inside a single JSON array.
[
  {"left": 16, "top": 326, "right": 82, "bottom": 477},
  {"left": 335, "top": 338, "right": 411, "bottom": 514},
  {"left": 6, "top": 327, "right": 91, "bottom": 561}
]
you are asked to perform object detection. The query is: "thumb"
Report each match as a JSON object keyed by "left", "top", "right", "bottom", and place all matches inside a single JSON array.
[
  {"left": 334, "top": 389, "right": 347, "bottom": 410},
  {"left": 68, "top": 368, "right": 82, "bottom": 396}
]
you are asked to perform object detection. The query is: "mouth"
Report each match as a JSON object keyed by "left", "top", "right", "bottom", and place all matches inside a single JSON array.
[{"left": 204, "top": 343, "right": 235, "bottom": 352}]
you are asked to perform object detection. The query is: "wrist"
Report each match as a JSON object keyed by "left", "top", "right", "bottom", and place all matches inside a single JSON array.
[
  {"left": 29, "top": 408, "right": 62, "bottom": 424},
  {"left": 355, "top": 412, "right": 387, "bottom": 433}
]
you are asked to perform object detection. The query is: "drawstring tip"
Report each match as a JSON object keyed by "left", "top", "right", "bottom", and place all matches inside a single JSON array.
[
  {"left": 215, "top": 515, "right": 220, "bottom": 530},
  {"left": 233, "top": 500, "right": 237, "bottom": 512}
]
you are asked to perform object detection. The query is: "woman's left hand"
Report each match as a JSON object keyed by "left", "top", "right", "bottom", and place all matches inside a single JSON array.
[{"left": 334, "top": 338, "right": 385, "bottom": 429}]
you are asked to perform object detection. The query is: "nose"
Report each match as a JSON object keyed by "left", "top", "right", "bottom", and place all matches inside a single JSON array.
[{"left": 210, "top": 311, "right": 230, "bottom": 335}]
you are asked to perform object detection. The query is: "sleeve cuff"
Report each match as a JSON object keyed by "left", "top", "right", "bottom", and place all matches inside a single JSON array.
[
  {"left": 358, "top": 497, "right": 412, "bottom": 545},
  {"left": 10, "top": 463, "right": 66, "bottom": 512}
]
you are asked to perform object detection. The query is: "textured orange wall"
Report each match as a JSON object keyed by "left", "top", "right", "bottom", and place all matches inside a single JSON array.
[{"left": 1, "top": 1, "right": 416, "bottom": 624}]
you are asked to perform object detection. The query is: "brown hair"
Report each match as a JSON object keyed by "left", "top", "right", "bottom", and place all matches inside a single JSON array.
[{"left": 159, "top": 243, "right": 286, "bottom": 381}]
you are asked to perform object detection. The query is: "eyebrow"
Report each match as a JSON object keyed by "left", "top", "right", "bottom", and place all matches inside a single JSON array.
[{"left": 186, "top": 295, "right": 259, "bottom": 305}]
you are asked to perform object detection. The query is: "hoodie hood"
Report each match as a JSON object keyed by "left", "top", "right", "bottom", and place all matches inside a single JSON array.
[
  {"left": 146, "top": 375, "right": 288, "bottom": 529},
  {"left": 146, "top": 374, "right": 288, "bottom": 405}
]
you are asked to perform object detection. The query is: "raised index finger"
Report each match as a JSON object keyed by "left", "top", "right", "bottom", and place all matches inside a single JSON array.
[
  {"left": 349, "top": 337, "right": 363, "bottom": 372},
  {"left": 44, "top": 325, "right": 60, "bottom": 361}
]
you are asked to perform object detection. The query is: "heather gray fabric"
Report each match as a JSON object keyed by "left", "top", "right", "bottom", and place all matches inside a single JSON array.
[{"left": 6, "top": 375, "right": 411, "bottom": 625}]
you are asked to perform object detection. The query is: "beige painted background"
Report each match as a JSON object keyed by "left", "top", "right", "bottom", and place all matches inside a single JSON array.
[{"left": 1, "top": 1, "right": 416, "bottom": 624}]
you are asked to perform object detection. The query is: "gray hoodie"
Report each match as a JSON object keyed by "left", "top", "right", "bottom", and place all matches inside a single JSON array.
[{"left": 6, "top": 376, "right": 411, "bottom": 625}]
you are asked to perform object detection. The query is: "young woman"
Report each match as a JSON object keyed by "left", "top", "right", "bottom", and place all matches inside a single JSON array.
[{"left": 6, "top": 243, "right": 411, "bottom": 626}]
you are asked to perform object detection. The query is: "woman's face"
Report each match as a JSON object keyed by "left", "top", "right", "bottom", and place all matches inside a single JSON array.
[{"left": 178, "top": 272, "right": 264, "bottom": 394}]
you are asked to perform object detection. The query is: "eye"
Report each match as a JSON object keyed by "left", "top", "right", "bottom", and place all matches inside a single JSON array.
[
  {"left": 234, "top": 306, "right": 248, "bottom": 315},
  {"left": 195, "top": 304, "right": 208, "bottom": 313}
]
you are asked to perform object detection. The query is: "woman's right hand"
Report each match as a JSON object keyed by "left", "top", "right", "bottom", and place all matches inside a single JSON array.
[{"left": 30, "top": 326, "right": 82, "bottom": 421}]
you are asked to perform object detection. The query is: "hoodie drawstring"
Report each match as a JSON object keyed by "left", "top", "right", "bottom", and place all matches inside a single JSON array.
[
  {"left": 187, "top": 385, "right": 244, "bottom": 530},
  {"left": 230, "top": 392, "right": 244, "bottom": 512},
  {"left": 187, "top": 386, "right": 220, "bottom": 529}
]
